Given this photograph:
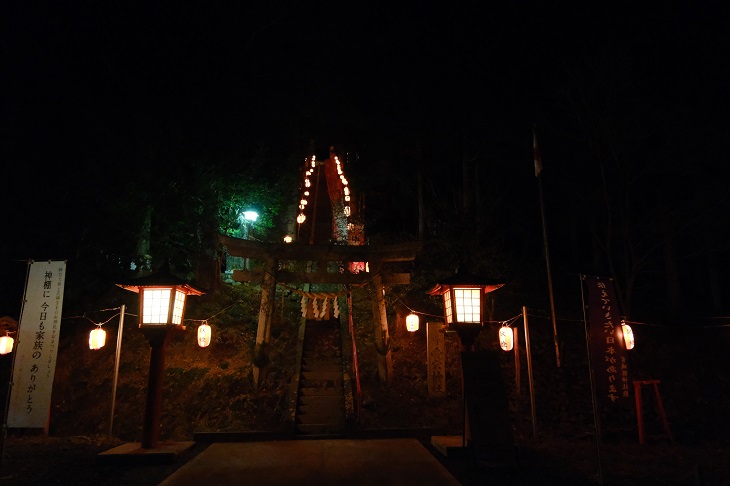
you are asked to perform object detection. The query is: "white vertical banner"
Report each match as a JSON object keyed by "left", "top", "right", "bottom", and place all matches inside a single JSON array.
[{"left": 8, "top": 260, "right": 66, "bottom": 428}]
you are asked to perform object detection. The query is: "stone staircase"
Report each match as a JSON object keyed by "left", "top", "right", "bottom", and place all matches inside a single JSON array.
[{"left": 294, "top": 318, "right": 348, "bottom": 437}]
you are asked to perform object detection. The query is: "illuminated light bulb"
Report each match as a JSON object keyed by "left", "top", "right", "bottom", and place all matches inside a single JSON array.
[
  {"left": 198, "top": 322, "right": 211, "bottom": 348},
  {"left": 344, "top": 187, "right": 350, "bottom": 195},
  {"left": 406, "top": 313, "right": 419, "bottom": 332},
  {"left": 297, "top": 214, "right": 306, "bottom": 224},
  {"left": 345, "top": 195, "right": 350, "bottom": 202},
  {"left": 89, "top": 327, "right": 106, "bottom": 350},
  {"left": 304, "top": 191, "right": 309, "bottom": 196},
  {"left": 283, "top": 235, "right": 293, "bottom": 243}
]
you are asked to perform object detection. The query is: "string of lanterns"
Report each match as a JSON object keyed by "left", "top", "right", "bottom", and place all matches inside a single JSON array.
[
  {"left": 401, "top": 309, "right": 635, "bottom": 352},
  {"left": 296, "top": 153, "right": 353, "bottom": 230},
  {"left": 33, "top": 296, "right": 639, "bottom": 355}
]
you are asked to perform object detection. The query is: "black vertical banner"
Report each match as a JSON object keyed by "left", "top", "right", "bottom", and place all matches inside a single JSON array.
[{"left": 585, "top": 276, "right": 631, "bottom": 409}]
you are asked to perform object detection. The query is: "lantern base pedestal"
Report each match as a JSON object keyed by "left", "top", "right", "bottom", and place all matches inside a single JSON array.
[
  {"left": 97, "top": 441, "right": 195, "bottom": 464},
  {"left": 449, "top": 322, "right": 483, "bottom": 351}
]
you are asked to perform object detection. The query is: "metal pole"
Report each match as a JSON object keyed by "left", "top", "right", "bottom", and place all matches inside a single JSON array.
[
  {"left": 534, "top": 129, "right": 561, "bottom": 367},
  {"left": 522, "top": 306, "right": 537, "bottom": 441},
  {"left": 580, "top": 275, "right": 604, "bottom": 485},
  {"left": 537, "top": 175, "right": 561, "bottom": 367},
  {"left": 108, "top": 305, "right": 125, "bottom": 440}
]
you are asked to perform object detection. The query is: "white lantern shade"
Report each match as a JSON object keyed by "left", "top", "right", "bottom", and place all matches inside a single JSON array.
[
  {"left": 440, "top": 287, "right": 482, "bottom": 324},
  {"left": 452, "top": 287, "right": 482, "bottom": 323},
  {"left": 0, "top": 335, "right": 14, "bottom": 355},
  {"left": 141, "top": 288, "right": 187, "bottom": 326},
  {"left": 621, "top": 323, "right": 635, "bottom": 350},
  {"left": 499, "top": 326, "right": 514, "bottom": 352},
  {"left": 198, "top": 322, "right": 212, "bottom": 348},
  {"left": 405, "top": 313, "right": 419, "bottom": 332},
  {"left": 116, "top": 262, "right": 205, "bottom": 330},
  {"left": 89, "top": 327, "right": 106, "bottom": 350},
  {"left": 428, "top": 270, "right": 505, "bottom": 327}
]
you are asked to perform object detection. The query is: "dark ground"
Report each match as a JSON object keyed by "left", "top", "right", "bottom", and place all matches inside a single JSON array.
[{"left": 0, "top": 430, "right": 728, "bottom": 485}]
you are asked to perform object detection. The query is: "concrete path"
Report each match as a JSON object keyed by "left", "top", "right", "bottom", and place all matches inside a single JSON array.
[{"left": 159, "top": 438, "right": 462, "bottom": 485}]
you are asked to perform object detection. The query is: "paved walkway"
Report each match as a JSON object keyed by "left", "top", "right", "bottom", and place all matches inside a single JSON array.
[{"left": 158, "top": 438, "right": 461, "bottom": 485}]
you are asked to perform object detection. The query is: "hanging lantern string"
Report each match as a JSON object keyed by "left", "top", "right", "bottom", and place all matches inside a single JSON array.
[
  {"left": 390, "top": 296, "right": 442, "bottom": 320},
  {"left": 67, "top": 306, "right": 125, "bottom": 328},
  {"left": 187, "top": 300, "right": 247, "bottom": 325},
  {"left": 500, "top": 314, "right": 523, "bottom": 327},
  {"left": 525, "top": 308, "right": 730, "bottom": 328}
]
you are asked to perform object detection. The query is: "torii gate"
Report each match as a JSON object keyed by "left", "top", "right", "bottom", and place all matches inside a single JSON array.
[{"left": 221, "top": 147, "right": 421, "bottom": 387}]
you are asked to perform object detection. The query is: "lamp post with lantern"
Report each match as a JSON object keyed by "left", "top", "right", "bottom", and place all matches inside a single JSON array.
[
  {"left": 427, "top": 268, "right": 513, "bottom": 457},
  {"left": 427, "top": 268, "right": 505, "bottom": 350},
  {"left": 116, "top": 262, "right": 204, "bottom": 449}
]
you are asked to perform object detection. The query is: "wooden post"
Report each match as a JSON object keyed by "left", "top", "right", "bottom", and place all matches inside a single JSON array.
[
  {"left": 523, "top": 306, "right": 538, "bottom": 441},
  {"left": 370, "top": 272, "right": 392, "bottom": 385},
  {"left": 253, "top": 258, "right": 277, "bottom": 387},
  {"left": 427, "top": 322, "right": 446, "bottom": 397},
  {"left": 108, "top": 305, "right": 125, "bottom": 440},
  {"left": 140, "top": 328, "right": 170, "bottom": 449},
  {"left": 514, "top": 326, "right": 520, "bottom": 397}
]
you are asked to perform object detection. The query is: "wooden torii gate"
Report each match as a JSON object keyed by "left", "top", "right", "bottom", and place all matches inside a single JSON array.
[{"left": 220, "top": 235, "right": 421, "bottom": 387}]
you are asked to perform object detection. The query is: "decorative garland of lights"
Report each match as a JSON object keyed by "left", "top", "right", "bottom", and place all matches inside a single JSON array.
[
  {"left": 296, "top": 155, "right": 315, "bottom": 225},
  {"left": 296, "top": 153, "right": 353, "bottom": 231}
]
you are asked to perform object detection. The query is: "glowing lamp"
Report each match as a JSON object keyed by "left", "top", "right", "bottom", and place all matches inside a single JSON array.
[
  {"left": 428, "top": 269, "right": 505, "bottom": 349},
  {"left": 116, "top": 261, "right": 204, "bottom": 449},
  {"left": 621, "top": 322, "right": 635, "bottom": 350},
  {"left": 406, "top": 312, "right": 419, "bottom": 332},
  {"left": 0, "top": 335, "right": 14, "bottom": 355},
  {"left": 197, "top": 321, "right": 211, "bottom": 348},
  {"left": 297, "top": 213, "right": 306, "bottom": 224},
  {"left": 117, "top": 261, "right": 205, "bottom": 330},
  {"left": 283, "top": 235, "right": 293, "bottom": 243},
  {"left": 499, "top": 325, "right": 514, "bottom": 351},
  {"left": 89, "top": 327, "right": 106, "bottom": 350}
]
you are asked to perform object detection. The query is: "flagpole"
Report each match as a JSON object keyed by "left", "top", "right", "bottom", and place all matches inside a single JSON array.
[{"left": 534, "top": 127, "right": 562, "bottom": 368}]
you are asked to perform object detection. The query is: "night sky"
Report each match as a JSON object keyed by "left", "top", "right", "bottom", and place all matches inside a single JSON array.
[{"left": 3, "top": 3, "right": 730, "bottom": 321}]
